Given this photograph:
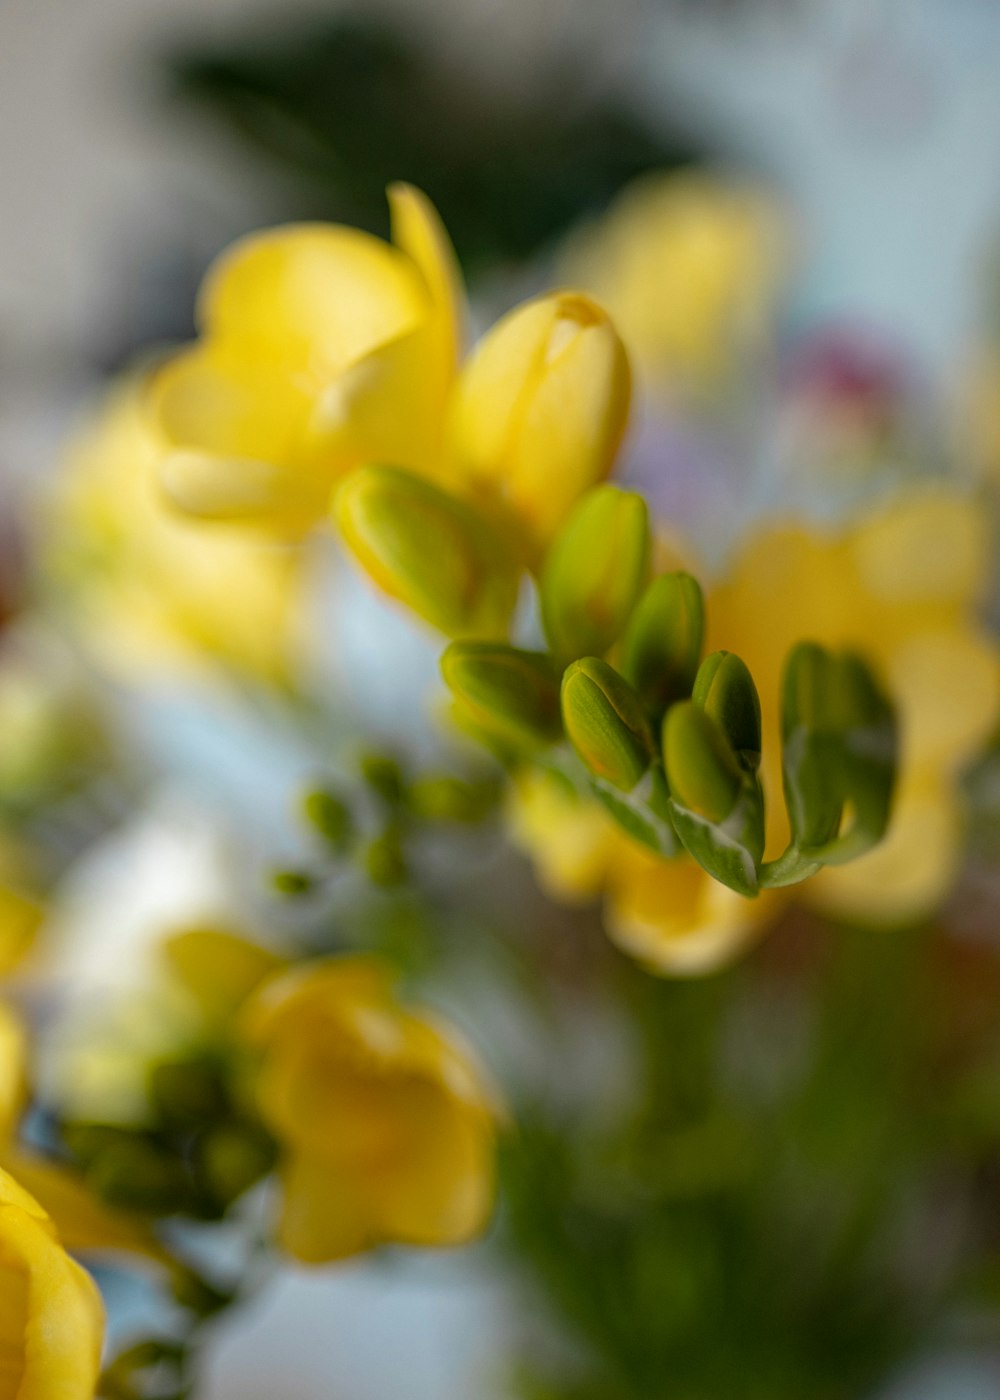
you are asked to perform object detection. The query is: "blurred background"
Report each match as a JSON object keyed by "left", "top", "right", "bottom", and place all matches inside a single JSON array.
[{"left": 7, "top": 1, "right": 1000, "bottom": 1397}]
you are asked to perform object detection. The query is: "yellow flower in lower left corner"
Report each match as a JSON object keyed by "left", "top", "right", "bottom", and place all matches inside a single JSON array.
[
  {"left": 0, "top": 1166, "right": 104, "bottom": 1399},
  {"left": 244, "top": 957, "right": 499, "bottom": 1265}
]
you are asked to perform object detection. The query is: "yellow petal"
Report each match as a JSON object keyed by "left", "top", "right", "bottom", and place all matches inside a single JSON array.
[
  {"left": 448, "top": 292, "right": 631, "bottom": 550},
  {"left": 0, "top": 1167, "right": 104, "bottom": 1400},
  {"left": 506, "top": 770, "right": 619, "bottom": 903},
  {"left": 0, "top": 1004, "right": 28, "bottom": 1146},
  {"left": 388, "top": 182, "right": 464, "bottom": 380},
  {"left": 888, "top": 626, "right": 1000, "bottom": 771},
  {"left": 1, "top": 1152, "right": 166, "bottom": 1269},
  {"left": 197, "top": 224, "right": 427, "bottom": 378},
  {"left": 850, "top": 489, "right": 990, "bottom": 610},
  {"left": 162, "top": 927, "right": 284, "bottom": 1026},
  {"left": 159, "top": 450, "right": 328, "bottom": 530},
  {"left": 606, "top": 846, "right": 780, "bottom": 977}
]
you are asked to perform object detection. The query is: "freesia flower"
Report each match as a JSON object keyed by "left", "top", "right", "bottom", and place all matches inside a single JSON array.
[
  {"left": 49, "top": 378, "right": 302, "bottom": 684},
  {"left": 151, "top": 185, "right": 462, "bottom": 531},
  {"left": 0, "top": 1166, "right": 104, "bottom": 1399},
  {"left": 244, "top": 956, "right": 499, "bottom": 1263}
]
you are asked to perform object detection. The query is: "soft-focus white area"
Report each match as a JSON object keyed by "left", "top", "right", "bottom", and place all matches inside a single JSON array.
[
  {"left": 201, "top": 1252, "right": 513, "bottom": 1400},
  {"left": 643, "top": 0, "right": 1000, "bottom": 384}
]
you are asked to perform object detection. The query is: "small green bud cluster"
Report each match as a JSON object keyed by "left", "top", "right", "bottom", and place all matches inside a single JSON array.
[{"left": 441, "top": 484, "right": 898, "bottom": 897}]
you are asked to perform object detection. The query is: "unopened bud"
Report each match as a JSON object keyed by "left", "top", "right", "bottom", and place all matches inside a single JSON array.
[
  {"left": 561, "top": 658, "right": 653, "bottom": 791},
  {"left": 693, "top": 651, "right": 762, "bottom": 770},
  {"left": 540, "top": 485, "right": 649, "bottom": 663},
  {"left": 333, "top": 465, "right": 520, "bottom": 638},
  {"left": 620, "top": 572, "right": 704, "bottom": 713},
  {"left": 441, "top": 643, "right": 562, "bottom": 751},
  {"left": 663, "top": 701, "right": 743, "bottom": 823}
]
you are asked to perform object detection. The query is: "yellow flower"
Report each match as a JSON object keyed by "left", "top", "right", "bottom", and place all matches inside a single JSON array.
[
  {"left": 151, "top": 185, "right": 462, "bottom": 530},
  {"left": 447, "top": 291, "right": 631, "bottom": 553},
  {"left": 50, "top": 378, "right": 302, "bottom": 684},
  {"left": 244, "top": 957, "right": 499, "bottom": 1264},
  {"left": 508, "top": 770, "right": 778, "bottom": 975},
  {"left": 560, "top": 171, "right": 785, "bottom": 391},
  {"left": 708, "top": 487, "right": 1000, "bottom": 924},
  {"left": 0, "top": 1167, "right": 104, "bottom": 1400}
]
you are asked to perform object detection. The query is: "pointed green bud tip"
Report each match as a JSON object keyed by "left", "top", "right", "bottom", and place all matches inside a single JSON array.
[
  {"left": 441, "top": 643, "right": 563, "bottom": 751},
  {"left": 561, "top": 657, "right": 654, "bottom": 791},
  {"left": 301, "top": 787, "right": 353, "bottom": 851},
  {"left": 620, "top": 571, "right": 705, "bottom": 713},
  {"left": 693, "top": 651, "right": 762, "bottom": 769},
  {"left": 540, "top": 485, "right": 650, "bottom": 663},
  {"left": 663, "top": 700, "right": 743, "bottom": 823},
  {"left": 333, "top": 465, "right": 520, "bottom": 638},
  {"left": 781, "top": 641, "right": 833, "bottom": 737}
]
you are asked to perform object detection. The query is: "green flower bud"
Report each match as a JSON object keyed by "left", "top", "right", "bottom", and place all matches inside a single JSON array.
[
  {"left": 301, "top": 786, "right": 353, "bottom": 852},
  {"left": 561, "top": 657, "right": 654, "bottom": 791},
  {"left": 781, "top": 641, "right": 833, "bottom": 739},
  {"left": 663, "top": 700, "right": 743, "bottom": 823},
  {"left": 441, "top": 643, "right": 563, "bottom": 751},
  {"left": 540, "top": 485, "right": 650, "bottom": 663},
  {"left": 693, "top": 651, "right": 762, "bottom": 770},
  {"left": 363, "top": 826, "right": 408, "bottom": 887},
  {"left": 334, "top": 465, "right": 521, "bottom": 638},
  {"left": 199, "top": 1121, "right": 277, "bottom": 1208},
  {"left": 619, "top": 572, "right": 704, "bottom": 713}
]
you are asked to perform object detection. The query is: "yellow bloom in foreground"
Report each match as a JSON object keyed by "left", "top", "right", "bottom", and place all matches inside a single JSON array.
[
  {"left": 448, "top": 292, "right": 631, "bottom": 554},
  {"left": 0, "top": 1167, "right": 104, "bottom": 1399},
  {"left": 708, "top": 487, "right": 1000, "bottom": 924},
  {"left": 50, "top": 380, "right": 301, "bottom": 684},
  {"left": 245, "top": 957, "right": 498, "bottom": 1264},
  {"left": 152, "top": 185, "right": 462, "bottom": 530},
  {"left": 561, "top": 171, "right": 785, "bottom": 391}
]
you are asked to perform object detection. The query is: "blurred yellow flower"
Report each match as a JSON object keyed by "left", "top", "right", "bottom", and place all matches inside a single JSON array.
[
  {"left": 152, "top": 184, "right": 462, "bottom": 530},
  {"left": 708, "top": 487, "right": 1000, "bottom": 924},
  {"left": 447, "top": 291, "right": 632, "bottom": 553},
  {"left": 244, "top": 956, "right": 499, "bottom": 1263},
  {"left": 560, "top": 171, "right": 785, "bottom": 392},
  {"left": 0, "top": 1166, "right": 104, "bottom": 1400},
  {"left": 49, "top": 378, "right": 302, "bottom": 684}
]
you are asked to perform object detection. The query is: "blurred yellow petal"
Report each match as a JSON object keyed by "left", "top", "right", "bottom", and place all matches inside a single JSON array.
[
  {"left": 163, "top": 927, "right": 284, "bottom": 1027},
  {"left": 0, "top": 1167, "right": 104, "bottom": 1400},
  {"left": 888, "top": 627, "right": 1000, "bottom": 771},
  {"left": 245, "top": 957, "right": 498, "bottom": 1264},
  {"left": 388, "top": 181, "right": 464, "bottom": 379},
  {"left": 850, "top": 489, "right": 990, "bottom": 611},
  {"left": 507, "top": 770, "right": 619, "bottom": 903},
  {"left": 0, "top": 1004, "right": 28, "bottom": 1145},
  {"left": 606, "top": 846, "right": 780, "bottom": 977},
  {"left": 0, "top": 886, "right": 42, "bottom": 977},
  {"left": 1, "top": 1152, "right": 166, "bottom": 1270},
  {"left": 197, "top": 224, "right": 426, "bottom": 377}
]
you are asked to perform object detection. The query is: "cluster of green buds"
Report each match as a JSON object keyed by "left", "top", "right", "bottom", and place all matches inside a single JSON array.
[{"left": 433, "top": 485, "right": 898, "bottom": 898}]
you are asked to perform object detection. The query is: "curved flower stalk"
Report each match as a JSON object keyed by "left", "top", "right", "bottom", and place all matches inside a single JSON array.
[
  {"left": 0, "top": 1166, "right": 105, "bottom": 1400},
  {"left": 243, "top": 955, "right": 500, "bottom": 1264}
]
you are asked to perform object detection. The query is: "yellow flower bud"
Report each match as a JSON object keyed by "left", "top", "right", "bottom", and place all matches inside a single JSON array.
[
  {"left": 244, "top": 957, "right": 499, "bottom": 1264},
  {"left": 0, "top": 1168, "right": 105, "bottom": 1399},
  {"left": 334, "top": 465, "right": 521, "bottom": 637},
  {"left": 448, "top": 291, "right": 631, "bottom": 552}
]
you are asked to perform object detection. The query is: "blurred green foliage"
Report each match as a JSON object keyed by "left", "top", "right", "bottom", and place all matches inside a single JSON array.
[
  {"left": 166, "top": 15, "right": 696, "bottom": 275},
  {"left": 504, "top": 918, "right": 1000, "bottom": 1398}
]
